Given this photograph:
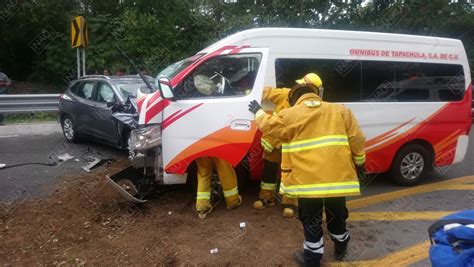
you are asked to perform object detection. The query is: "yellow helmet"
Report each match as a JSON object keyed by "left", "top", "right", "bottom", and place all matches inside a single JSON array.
[{"left": 295, "top": 73, "right": 323, "bottom": 88}]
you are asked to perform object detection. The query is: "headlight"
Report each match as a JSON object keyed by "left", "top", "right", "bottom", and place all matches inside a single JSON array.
[{"left": 129, "top": 125, "right": 161, "bottom": 151}]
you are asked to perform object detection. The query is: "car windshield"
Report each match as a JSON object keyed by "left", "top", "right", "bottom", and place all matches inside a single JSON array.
[
  {"left": 157, "top": 54, "right": 204, "bottom": 79},
  {"left": 112, "top": 80, "right": 154, "bottom": 99}
]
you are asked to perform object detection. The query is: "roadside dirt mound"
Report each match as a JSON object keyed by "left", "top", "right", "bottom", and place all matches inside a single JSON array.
[{"left": 0, "top": 160, "right": 339, "bottom": 266}]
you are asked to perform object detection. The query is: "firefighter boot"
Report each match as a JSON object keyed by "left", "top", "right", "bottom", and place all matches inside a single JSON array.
[
  {"left": 293, "top": 250, "right": 306, "bottom": 267},
  {"left": 197, "top": 206, "right": 213, "bottom": 219},
  {"left": 227, "top": 195, "right": 242, "bottom": 210},
  {"left": 283, "top": 207, "right": 296, "bottom": 218},
  {"left": 253, "top": 199, "right": 276, "bottom": 209},
  {"left": 196, "top": 200, "right": 213, "bottom": 219},
  {"left": 282, "top": 195, "right": 298, "bottom": 218},
  {"left": 334, "top": 235, "right": 351, "bottom": 261}
]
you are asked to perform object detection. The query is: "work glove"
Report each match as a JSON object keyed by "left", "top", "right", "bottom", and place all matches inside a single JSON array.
[
  {"left": 248, "top": 100, "right": 263, "bottom": 114},
  {"left": 356, "top": 164, "right": 367, "bottom": 185}
]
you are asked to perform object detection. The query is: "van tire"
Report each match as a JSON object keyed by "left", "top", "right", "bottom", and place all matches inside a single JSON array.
[{"left": 390, "top": 143, "right": 433, "bottom": 186}]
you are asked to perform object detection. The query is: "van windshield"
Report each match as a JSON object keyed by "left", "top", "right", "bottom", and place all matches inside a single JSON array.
[{"left": 158, "top": 54, "right": 204, "bottom": 80}]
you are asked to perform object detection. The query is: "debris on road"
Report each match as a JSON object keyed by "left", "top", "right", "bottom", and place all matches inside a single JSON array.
[
  {"left": 0, "top": 161, "right": 57, "bottom": 170},
  {"left": 57, "top": 153, "right": 74, "bottom": 162},
  {"left": 82, "top": 157, "right": 102, "bottom": 172},
  {"left": 239, "top": 222, "right": 246, "bottom": 229},
  {"left": 81, "top": 156, "right": 113, "bottom": 173},
  {"left": 210, "top": 248, "right": 219, "bottom": 254}
]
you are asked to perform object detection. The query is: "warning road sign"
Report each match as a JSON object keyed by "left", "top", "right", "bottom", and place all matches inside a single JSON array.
[{"left": 71, "top": 16, "right": 88, "bottom": 48}]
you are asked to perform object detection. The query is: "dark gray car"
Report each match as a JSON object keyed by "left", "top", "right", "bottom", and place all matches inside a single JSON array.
[{"left": 59, "top": 75, "right": 152, "bottom": 148}]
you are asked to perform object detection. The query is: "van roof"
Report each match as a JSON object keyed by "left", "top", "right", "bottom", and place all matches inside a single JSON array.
[{"left": 199, "top": 27, "right": 462, "bottom": 54}]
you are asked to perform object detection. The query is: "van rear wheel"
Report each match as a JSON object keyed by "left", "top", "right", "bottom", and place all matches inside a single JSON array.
[{"left": 390, "top": 144, "right": 433, "bottom": 186}]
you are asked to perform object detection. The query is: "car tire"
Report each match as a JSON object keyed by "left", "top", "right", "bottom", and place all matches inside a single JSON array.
[
  {"left": 61, "top": 115, "right": 78, "bottom": 143},
  {"left": 390, "top": 143, "right": 433, "bottom": 186}
]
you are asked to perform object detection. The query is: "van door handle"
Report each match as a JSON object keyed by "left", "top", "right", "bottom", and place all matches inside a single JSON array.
[{"left": 230, "top": 119, "right": 251, "bottom": 131}]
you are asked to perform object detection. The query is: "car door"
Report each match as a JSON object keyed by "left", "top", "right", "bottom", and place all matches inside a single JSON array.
[
  {"left": 73, "top": 81, "right": 98, "bottom": 136},
  {"left": 87, "top": 81, "right": 121, "bottom": 144},
  {"left": 161, "top": 47, "right": 269, "bottom": 178}
]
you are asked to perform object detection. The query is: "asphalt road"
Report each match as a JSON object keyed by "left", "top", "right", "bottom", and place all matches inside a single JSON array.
[
  {"left": 0, "top": 128, "right": 473, "bottom": 203},
  {"left": 0, "top": 132, "right": 126, "bottom": 203}
]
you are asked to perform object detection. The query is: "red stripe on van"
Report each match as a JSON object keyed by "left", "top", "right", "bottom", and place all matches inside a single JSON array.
[
  {"left": 162, "top": 103, "right": 203, "bottom": 130},
  {"left": 144, "top": 99, "right": 170, "bottom": 124}
]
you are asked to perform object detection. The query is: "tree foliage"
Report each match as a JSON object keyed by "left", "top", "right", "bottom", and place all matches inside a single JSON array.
[{"left": 0, "top": 0, "right": 472, "bottom": 85}]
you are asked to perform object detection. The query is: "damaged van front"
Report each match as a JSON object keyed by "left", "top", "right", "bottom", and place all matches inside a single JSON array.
[{"left": 106, "top": 45, "right": 269, "bottom": 203}]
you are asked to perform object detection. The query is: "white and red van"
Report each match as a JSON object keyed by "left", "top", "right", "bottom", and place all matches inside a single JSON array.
[{"left": 109, "top": 28, "right": 472, "bottom": 202}]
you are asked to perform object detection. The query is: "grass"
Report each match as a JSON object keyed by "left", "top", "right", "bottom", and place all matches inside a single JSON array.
[{"left": 3, "top": 112, "right": 59, "bottom": 124}]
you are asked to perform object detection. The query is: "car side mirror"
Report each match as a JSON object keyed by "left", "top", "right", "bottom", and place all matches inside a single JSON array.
[{"left": 156, "top": 77, "right": 174, "bottom": 100}]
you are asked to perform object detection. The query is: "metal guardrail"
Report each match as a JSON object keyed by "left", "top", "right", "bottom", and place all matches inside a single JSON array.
[{"left": 0, "top": 94, "right": 60, "bottom": 114}]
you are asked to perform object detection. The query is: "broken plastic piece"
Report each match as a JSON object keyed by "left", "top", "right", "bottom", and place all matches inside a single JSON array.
[
  {"left": 239, "top": 222, "right": 246, "bottom": 229},
  {"left": 210, "top": 248, "right": 218, "bottom": 254},
  {"left": 57, "top": 153, "right": 74, "bottom": 162},
  {"left": 105, "top": 166, "right": 147, "bottom": 203},
  {"left": 82, "top": 157, "right": 102, "bottom": 172},
  {"left": 82, "top": 157, "right": 112, "bottom": 172},
  {"left": 0, "top": 163, "right": 5, "bottom": 169}
]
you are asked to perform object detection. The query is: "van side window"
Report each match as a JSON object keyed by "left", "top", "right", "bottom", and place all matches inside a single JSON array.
[
  {"left": 394, "top": 62, "right": 464, "bottom": 102},
  {"left": 275, "top": 58, "right": 362, "bottom": 102},
  {"left": 275, "top": 58, "right": 465, "bottom": 102},
  {"left": 174, "top": 53, "right": 262, "bottom": 99},
  {"left": 361, "top": 61, "right": 396, "bottom": 101}
]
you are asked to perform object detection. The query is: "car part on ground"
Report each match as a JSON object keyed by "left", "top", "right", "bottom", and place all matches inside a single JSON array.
[{"left": 81, "top": 156, "right": 113, "bottom": 172}]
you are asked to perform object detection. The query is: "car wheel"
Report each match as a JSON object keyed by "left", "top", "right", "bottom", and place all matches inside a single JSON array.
[
  {"left": 390, "top": 143, "right": 433, "bottom": 186},
  {"left": 61, "top": 115, "right": 78, "bottom": 143}
]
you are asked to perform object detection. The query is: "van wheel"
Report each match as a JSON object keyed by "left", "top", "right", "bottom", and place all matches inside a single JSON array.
[
  {"left": 390, "top": 144, "right": 433, "bottom": 186},
  {"left": 61, "top": 115, "right": 78, "bottom": 143}
]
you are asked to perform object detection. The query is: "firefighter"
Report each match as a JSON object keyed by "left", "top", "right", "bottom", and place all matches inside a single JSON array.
[
  {"left": 248, "top": 81, "right": 366, "bottom": 266},
  {"left": 195, "top": 157, "right": 242, "bottom": 219},
  {"left": 254, "top": 73, "right": 323, "bottom": 218}
]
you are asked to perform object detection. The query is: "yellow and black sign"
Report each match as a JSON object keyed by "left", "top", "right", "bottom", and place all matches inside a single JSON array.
[{"left": 71, "top": 16, "right": 88, "bottom": 48}]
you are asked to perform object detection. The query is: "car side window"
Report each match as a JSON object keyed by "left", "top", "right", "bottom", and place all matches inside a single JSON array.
[
  {"left": 76, "top": 82, "right": 95, "bottom": 100},
  {"left": 95, "top": 82, "right": 116, "bottom": 103},
  {"left": 173, "top": 53, "right": 262, "bottom": 99}
]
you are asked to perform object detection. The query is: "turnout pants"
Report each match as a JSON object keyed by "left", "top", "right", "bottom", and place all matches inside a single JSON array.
[
  {"left": 259, "top": 157, "right": 297, "bottom": 207},
  {"left": 195, "top": 157, "right": 240, "bottom": 210},
  {"left": 298, "top": 197, "right": 350, "bottom": 266}
]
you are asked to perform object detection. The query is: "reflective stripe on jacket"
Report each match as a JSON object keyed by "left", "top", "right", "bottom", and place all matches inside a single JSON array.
[{"left": 255, "top": 93, "right": 366, "bottom": 198}]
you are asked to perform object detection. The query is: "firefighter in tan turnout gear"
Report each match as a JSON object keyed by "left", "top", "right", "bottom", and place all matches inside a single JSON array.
[
  {"left": 254, "top": 73, "right": 323, "bottom": 218},
  {"left": 248, "top": 77, "right": 366, "bottom": 266},
  {"left": 195, "top": 157, "right": 242, "bottom": 219}
]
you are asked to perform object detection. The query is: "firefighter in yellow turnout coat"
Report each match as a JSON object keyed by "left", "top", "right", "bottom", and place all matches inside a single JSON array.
[
  {"left": 254, "top": 86, "right": 296, "bottom": 217},
  {"left": 249, "top": 82, "right": 366, "bottom": 266},
  {"left": 255, "top": 73, "right": 325, "bottom": 218}
]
